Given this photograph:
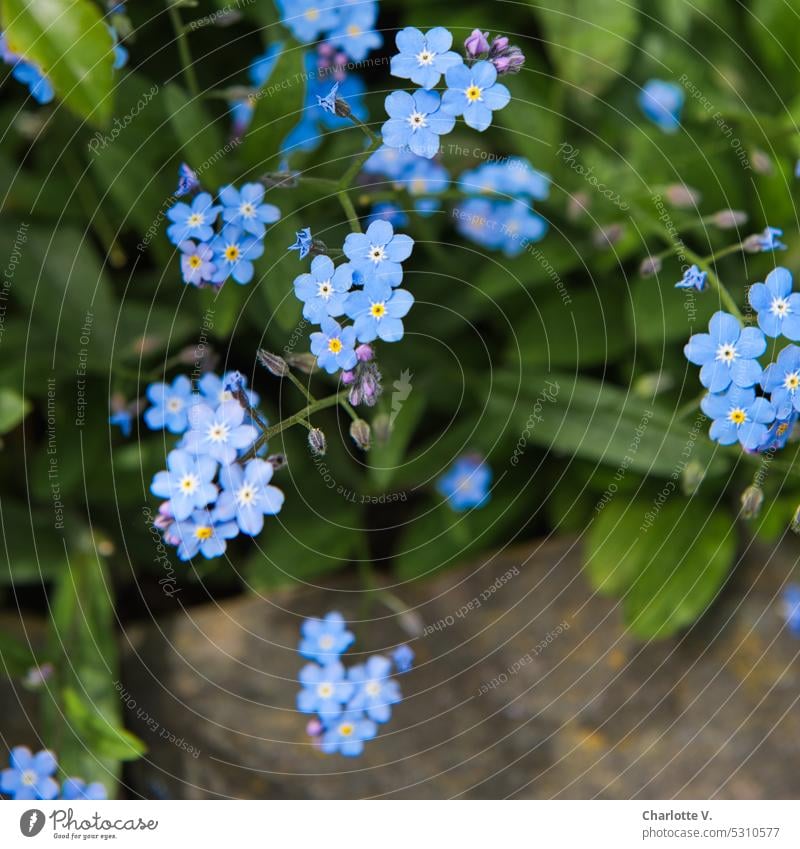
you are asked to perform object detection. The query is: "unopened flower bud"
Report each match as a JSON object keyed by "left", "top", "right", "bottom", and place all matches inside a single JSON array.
[
  {"left": 740, "top": 485, "right": 764, "bottom": 519},
  {"left": 489, "top": 35, "right": 509, "bottom": 54},
  {"left": 465, "top": 29, "right": 490, "bottom": 57},
  {"left": 285, "top": 352, "right": 318, "bottom": 374},
  {"left": 308, "top": 427, "right": 327, "bottom": 457},
  {"left": 258, "top": 349, "right": 290, "bottom": 377},
  {"left": 341, "top": 369, "right": 356, "bottom": 386},
  {"left": 665, "top": 183, "right": 701, "bottom": 209},
  {"left": 334, "top": 97, "right": 352, "bottom": 118},
  {"left": 750, "top": 148, "right": 773, "bottom": 175},
  {"left": 350, "top": 419, "right": 371, "bottom": 450},
  {"left": 711, "top": 209, "right": 747, "bottom": 230},
  {"left": 491, "top": 46, "right": 524, "bottom": 74},
  {"left": 267, "top": 453, "right": 287, "bottom": 470},
  {"left": 567, "top": 191, "right": 590, "bottom": 221},
  {"left": 639, "top": 255, "right": 662, "bottom": 277},
  {"left": 355, "top": 344, "right": 374, "bottom": 363},
  {"left": 592, "top": 223, "right": 625, "bottom": 249},
  {"left": 681, "top": 460, "right": 705, "bottom": 496},
  {"left": 306, "top": 718, "right": 323, "bottom": 737}
]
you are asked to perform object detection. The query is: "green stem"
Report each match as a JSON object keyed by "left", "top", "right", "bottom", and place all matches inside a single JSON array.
[
  {"left": 683, "top": 246, "right": 743, "bottom": 320},
  {"left": 337, "top": 189, "right": 361, "bottom": 232},
  {"left": 339, "top": 133, "right": 382, "bottom": 192},
  {"left": 240, "top": 391, "right": 346, "bottom": 461},
  {"left": 167, "top": 1, "right": 200, "bottom": 97},
  {"left": 286, "top": 370, "right": 315, "bottom": 404}
]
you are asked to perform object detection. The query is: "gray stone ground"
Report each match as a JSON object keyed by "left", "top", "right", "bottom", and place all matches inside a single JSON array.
[{"left": 3, "top": 535, "right": 800, "bottom": 798}]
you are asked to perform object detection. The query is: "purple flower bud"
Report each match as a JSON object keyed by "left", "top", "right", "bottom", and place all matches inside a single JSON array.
[
  {"left": 489, "top": 35, "right": 509, "bottom": 54},
  {"left": 639, "top": 256, "right": 662, "bottom": 278},
  {"left": 355, "top": 344, "right": 374, "bottom": 363},
  {"left": 491, "top": 46, "right": 524, "bottom": 74},
  {"left": 257, "top": 349, "right": 290, "bottom": 377},
  {"left": 350, "top": 419, "right": 371, "bottom": 450},
  {"left": 308, "top": 428, "right": 327, "bottom": 457},
  {"left": 306, "top": 718, "right": 323, "bottom": 737},
  {"left": 341, "top": 369, "right": 356, "bottom": 386},
  {"left": 464, "top": 29, "right": 490, "bottom": 57},
  {"left": 348, "top": 385, "right": 362, "bottom": 406}
]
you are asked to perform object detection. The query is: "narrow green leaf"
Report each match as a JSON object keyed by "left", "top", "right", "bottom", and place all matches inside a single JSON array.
[{"left": 0, "top": 388, "right": 31, "bottom": 434}]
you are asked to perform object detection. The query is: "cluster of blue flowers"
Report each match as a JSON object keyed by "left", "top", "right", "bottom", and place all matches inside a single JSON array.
[
  {"left": 166, "top": 178, "right": 280, "bottom": 287},
  {"left": 145, "top": 371, "right": 285, "bottom": 560},
  {"left": 293, "top": 220, "right": 415, "bottom": 375},
  {"left": 381, "top": 27, "right": 522, "bottom": 160},
  {"left": 685, "top": 267, "right": 800, "bottom": 452},
  {"left": 436, "top": 454, "right": 493, "bottom": 511},
  {"left": 297, "top": 612, "right": 413, "bottom": 757},
  {"left": 1, "top": 747, "right": 106, "bottom": 800},
  {"left": 276, "top": 0, "right": 381, "bottom": 59},
  {"left": 454, "top": 158, "right": 549, "bottom": 256}
]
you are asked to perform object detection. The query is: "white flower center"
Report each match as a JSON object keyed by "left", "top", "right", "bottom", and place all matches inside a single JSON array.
[
  {"left": 21, "top": 770, "right": 37, "bottom": 786},
  {"left": 179, "top": 473, "right": 199, "bottom": 494},
  {"left": 368, "top": 244, "right": 386, "bottom": 264},
  {"left": 239, "top": 201, "right": 256, "bottom": 218},
  {"left": 235, "top": 483, "right": 259, "bottom": 506},
  {"left": 407, "top": 111, "right": 427, "bottom": 131},
  {"left": 206, "top": 421, "right": 231, "bottom": 443},
  {"left": 319, "top": 635, "right": 335, "bottom": 650},
  {"left": 167, "top": 397, "right": 184, "bottom": 413},
  {"left": 218, "top": 390, "right": 234, "bottom": 403},
  {"left": 771, "top": 297, "right": 791, "bottom": 318},
  {"left": 715, "top": 342, "right": 737, "bottom": 364},
  {"left": 365, "top": 681, "right": 381, "bottom": 697},
  {"left": 317, "top": 279, "right": 333, "bottom": 300},
  {"left": 187, "top": 212, "right": 205, "bottom": 227},
  {"left": 317, "top": 682, "right": 334, "bottom": 698},
  {"left": 785, "top": 371, "right": 800, "bottom": 392},
  {"left": 415, "top": 49, "right": 435, "bottom": 66}
]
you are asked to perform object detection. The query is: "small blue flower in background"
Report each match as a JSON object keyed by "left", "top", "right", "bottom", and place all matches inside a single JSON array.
[
  {"left": 61, "top": 778, "right": 108, "bottom": 800},
  {"left": 299, "top": 612, "right": 355, "bottom": 663},
  {"left": 310, "top": 317, "right": 358, "bottom": 373},
  {"left": 150, "top": 449, "right": 218, "bottom": 520},
  {"left": 675, "top": 264, "right": 707, "bottom": 292},
  {"left": 757, "top": 412, "right": 797, "bottom": 452},
  {"left": 0, "top": 34, "right": 55, "bottom": 104},
  {"left": 782, "top": 584, "right": 800, "bottom": 635},
  {"left": 175, "top": 162, "right": 200, "bottom": 197},
  {"left": 328, "top": 1, "right": 382, "bottom": 62},
  {"left": 347, "top": 655, "right": 402, "bottom": 722},
  {"left": 437, "top": 455, "right": 492, "bottom": 511},
  {"left": 173, "top": 508, "right": 239, "bottom": 560},
  {"left": 638, "top": 79, "right": 684, "bottom": 133},
  {"left": 210, "top": 224, "right": 265, "bottom": 285},
  {"left": 343, "top": 219, "right": 414, "bottom": 287},
  {"left": 684, "top": 311, "right": 766, "bottom": 393},
  {"left": 381, "top": 89, "right": 455, "bottom": 159},
  {"left": 144, "top": 375, "right": 194, "bottom": 433},
  {"left": 219, "top": 183, "right": 280, "bottom": 238},
  {"left": 760, "top": 344, "right": 800, "bottom": 418},
  {"left": 277, "top": 0, "right": 339, "bottom": 42},
  {"left": 745, "top": 226, "right": 786, "bottom": 253},
  {"left": 179, "top": 240, "right": 216, "bottom": 287},
  {"left": 748, "top": 267, "right": 800, "bottom": 339},
  {"left": 319, "top": 712, "right": 377, "bottom": 757},
  {"left": 459, "top": 158, "right": 550, "bottom": 202},
  {"left": 400, "top": 157, "right": 449, "bottom": 215},
  {"left": 363, "top": 145, "right": 418, "bottom": 181},
  {"left": 109, "top": 409, "right": 133, "bottom": 437},
  {"left": 297, "top": 661, "right": 354, "bottom": 718},
  {"left": 316, "top": 81, "right": 339, "bottom": 114},
  {"left": 367, "top": 202, "right": 409, "bottom": 228},
  {"left": 1, "top": 747, "right": 58, "bottom": 800},
  {"left": 700, "top": 386, "right": 776, "bottom": 450},
  {"left": 390, "top": 26, "right": 461, "bottom": 89},
  {"left": 294, "top": 255, "right": 353, "bottom": 323},
  {"left": 288, "top": 227, "right": 314, "bottom": 259},
  {"left": 166, "top": 192, "right": 220, "bottom": 245},
  {"left": 215, "top": 458, "right": 285, "bottom": 535},
  {"left": 345, "top": 279, "right": 414, "bottom": 343},
  {"left": 454, "top": 198, "right": 503, "bottom": 250},
  {"left": 493, "top": 199, "right": 548, "bottom": 257},
  {"left": 441, "top": 60, "right": 511, "bottom": 131},
  {"left": 183, "top": 400, "right": 258, "bottom": 465},
  {"left": 391, "top": 644, "right": 414, "bottom": 672}
]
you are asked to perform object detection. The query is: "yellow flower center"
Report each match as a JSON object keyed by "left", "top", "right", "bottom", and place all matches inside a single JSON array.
[
  {"left": 304, "top": 7, "right": 319, "bottom": 20},
  {"left": 728, "top": 408, "right": 747, "bottom": 425},
  {"left": 188, "top": 255, "right": 202, "bottom": 269},
  {"left": 786, "top": 372, "right": 800, "bottom": 391},
  {"left": 777, "top": 423, "right": 790, "bottom": 436},
  {"left": 347, "top": 24, "right": 361, "bottom": 36},
  {"left": 179, "top": 474, "right": 199, "bottom": 493},
  {"left": 466, "top": 85, "right": 482, "bottom": 102},
  {"left": 370, "top": 302, "right": 386, "bottom": 319},
  {"left": 319, "top": 635, "right": 335, "bottom": 649},
  {"left": 339, "top": 722, "right": 354, "bottom": 737},
  {"left": 194, "top": 526, "right": 213, "bottom": 540},
  {"left": 317, "top": 683, "right": 334, "bottom": 698},
  {"left": 224, "top": 244, "right": 240, "bottom": 262},
  {"left": 328, "top": 337, "right": 343, "bottom": 354},
  {"left": 411, "top": 177, "right": 427, "bottom": 194}
]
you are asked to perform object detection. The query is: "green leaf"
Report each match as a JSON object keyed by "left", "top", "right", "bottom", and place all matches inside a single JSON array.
[
  {"left": 533, "top": 0, "right": 639, "bottom": 97},
  {"left": 239, "top": 41, "right": 306, "bottom": 170},
  {"left": 586, "top": 495, "right": 737, "bottom": 638},
  {"left": 42, "top": 541, "right": 141, "bottom": 789},
  {"left": 0, "top": 388, "right": 31, "bottom": 435},
  {"left": 0, "top": 0, "right": 115, "bottom": 124}
]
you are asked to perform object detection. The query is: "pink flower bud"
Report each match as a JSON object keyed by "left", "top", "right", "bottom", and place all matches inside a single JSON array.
[
  {"left": 355, "top": 344, "right": 374, "bottom": 362},
  {"left": 464, "top": 29, "right": 490, "bottom": 57}
]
